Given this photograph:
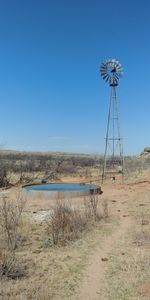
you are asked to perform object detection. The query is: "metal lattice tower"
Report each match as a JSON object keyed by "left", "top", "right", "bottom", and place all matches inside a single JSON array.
[{"left": 100, "top": 59, "right": 124, "bottom": 183}]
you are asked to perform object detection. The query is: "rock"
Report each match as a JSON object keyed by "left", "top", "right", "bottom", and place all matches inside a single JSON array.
[
  {"left": 101, "top": 257, "right": 108, "bottom": 262},
  {"left": 144, "top": 147, "right": 150, "bottom": 153},
  {"left": 41, "top": 179, "right": 47, "bottom": 183},
  {"left": 142, "top": 220, "right": 149, "bottom": 225}
]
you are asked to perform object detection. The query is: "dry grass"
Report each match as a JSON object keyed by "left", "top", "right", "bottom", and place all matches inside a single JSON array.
[
  {"left": 0, "top": 217, "right": 114, "bottom": 300},
  {"left": 101, "top": 184, "right": 150, "bottom": 300},
  {"left": 0, "top": 192, "right": 26, "bottom": 285},
  {"left": 0, "top": 191, "right": 113, "bottom": 300},
  {"left": 0, "top": 192, "right": 26, "bottom": 250},
  {"left": 45, "top": 196, "right": 109, "bottom": 246},
  {"left": 0, "top": 170, "right": 150, "bottom": 299},
  {"left": 0, "top": 250, "right": 25, "bottom": 280},
  {"left": 46, "top": 201, "right": 88, "bottom": 246}
]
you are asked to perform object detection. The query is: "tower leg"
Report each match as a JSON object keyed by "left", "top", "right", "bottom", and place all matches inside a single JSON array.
[
  {"left": 114, "top": 88, "right": 125, "bottom": 183},
  {"left": 102, "top": 87, "right": 113, "bottom": 184}
]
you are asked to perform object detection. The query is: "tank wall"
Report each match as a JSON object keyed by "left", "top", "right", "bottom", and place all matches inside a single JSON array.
[{"left": 22, "top": 189, "right": 92, "bottom": 200}]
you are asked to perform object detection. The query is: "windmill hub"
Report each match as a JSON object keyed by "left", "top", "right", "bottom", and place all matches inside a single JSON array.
[{"left": 111, "top": 67, "right": 116, "bottom": 73}]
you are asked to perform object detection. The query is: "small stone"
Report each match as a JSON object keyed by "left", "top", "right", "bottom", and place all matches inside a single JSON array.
[
  {"left": 101, "top": 257, "right": 108, "bottom": 262},
  {"left": 142, "top": 220, "right": 149, "bottom": 225}
]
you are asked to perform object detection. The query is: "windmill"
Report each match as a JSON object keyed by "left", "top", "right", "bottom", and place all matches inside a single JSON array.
[{"left": 100, "top": 59, "right": 124, "bottom": 183}]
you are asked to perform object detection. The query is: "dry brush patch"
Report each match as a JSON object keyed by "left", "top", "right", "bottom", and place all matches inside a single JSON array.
[
  {"left": 45, "top": 196, "right": 109, "bottom": 246},
  {"left": 0, "top": 201, "right": 114, "bottom": 300},
  {"left": 0, "top": 192, "right": 26, "bottom": 250},
  {"left": 0, "top": 191, "right": 112, "bottom": 299},
  {"left": 0, "top": 192, "right": 26, "bottom": 281},
  {"left": 46, "top": 201, "right": 88, "bottom": 246},
  {"left": 0, "top": 250, "right": 25, "bottom": 280}
]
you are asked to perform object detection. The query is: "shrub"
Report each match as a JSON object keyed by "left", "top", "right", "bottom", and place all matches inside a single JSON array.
[
  {"left": 87, "top": 194, "right": 99, "bottom": 221},
  {"left": 0, "top": 250, "right": 25, "bottom": 279},
  {"left": 0, "top": 168, "right": 9, "bottom": 187},
  {"left": 47, "top": 202, "right": 87, "bottom": 246},
  {"left": 84, "top": 194, "right": 105, "bottom": 221},
  {"left": 0, "top": 193, "right": 26, "bottom": 250}
]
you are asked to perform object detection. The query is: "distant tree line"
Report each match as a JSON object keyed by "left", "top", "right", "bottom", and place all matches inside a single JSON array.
[
  {"left": 0, "top": 151, "right": 149, "bottom": 187},
  {"left": 0, "top": 152, "right": 103, "bottom": 186}
]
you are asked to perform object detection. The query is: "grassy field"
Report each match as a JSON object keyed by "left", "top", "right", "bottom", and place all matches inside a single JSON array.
[{"left": 0, "top": 150, "right": 150, "bottom": 299}]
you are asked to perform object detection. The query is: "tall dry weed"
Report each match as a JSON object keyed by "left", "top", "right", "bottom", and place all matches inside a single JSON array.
[
  {"left": 0, "top": 193, "right": 26, "bottom": 250},
  {"left": 46, "top": 201, "right": 87, "bottom": 246}
]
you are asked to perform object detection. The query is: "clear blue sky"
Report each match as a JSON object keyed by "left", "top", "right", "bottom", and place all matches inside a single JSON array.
[{"left": 0, "top": 0, "right": 149, "bottom": 155}]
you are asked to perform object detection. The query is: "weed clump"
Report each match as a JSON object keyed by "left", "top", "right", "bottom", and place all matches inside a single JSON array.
[
  {"left": 0, "top": 251, "right": 25, "bottom": 279},
  {"left": 47, "top": 202, "right": 87, "bottom": 246},
  {"left": 0, "top": 193, "right": 26, "bottom": 280},
  {"left": 0, "top": 194, "right": 26, "bottom": 250},
  {"left": 46, "top": 195, "right": 109, "bottom": 246}
]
